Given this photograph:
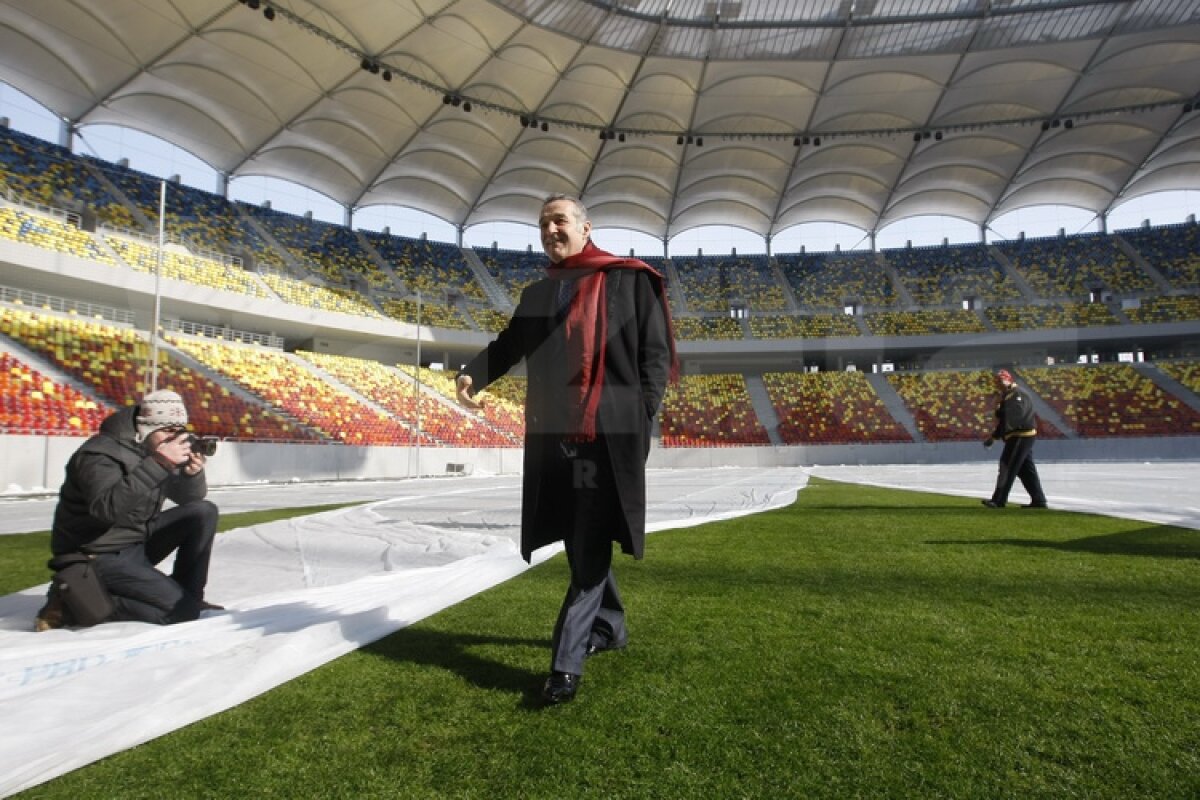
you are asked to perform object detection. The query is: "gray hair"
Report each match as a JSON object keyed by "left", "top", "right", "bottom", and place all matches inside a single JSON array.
[{"left": 542, "top": 194, "right": 589, "bottom": 226}]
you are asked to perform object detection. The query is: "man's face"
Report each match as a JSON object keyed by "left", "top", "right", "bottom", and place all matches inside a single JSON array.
[
  {"left": 145, "top": 426, "right": 187, "bottom": 450},
  {"left": 539, "top": 199, "right": 591, "bottom": 263}
]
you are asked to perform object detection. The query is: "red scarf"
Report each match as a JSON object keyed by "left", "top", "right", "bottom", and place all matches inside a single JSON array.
[{"left": 547, "top": 241, "right": 677, "bottom": 442}]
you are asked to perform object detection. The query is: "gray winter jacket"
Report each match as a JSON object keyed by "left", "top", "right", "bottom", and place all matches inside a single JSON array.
[{"left": 50, "top": 406, "right": 208, "bottom": 555}]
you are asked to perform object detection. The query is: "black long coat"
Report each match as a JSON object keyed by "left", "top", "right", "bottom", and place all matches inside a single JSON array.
[{"left": 460, "top": 267, "right": 672, "bottom": 562}]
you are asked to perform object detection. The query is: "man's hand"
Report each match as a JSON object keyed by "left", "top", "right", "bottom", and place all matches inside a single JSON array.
[
  {"left": 182, "top": 450, "right": 206, "bottom": 476},
  {"left": 983, "top": 437, "right": 994, "bottom": 448},
  {"left": 455, "top": 374, "right": 485, "bottom": 411}
]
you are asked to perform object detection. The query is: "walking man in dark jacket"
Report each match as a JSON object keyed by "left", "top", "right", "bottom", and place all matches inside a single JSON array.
[
  {"left": 455, "top": 194, "right": 675, "bottom": 704},
  {"left": 982, "top": 369, "right": 1048, "bottom": 509},
  {"left": 36, "top": 389, "right": 221, "bottom": 630}
]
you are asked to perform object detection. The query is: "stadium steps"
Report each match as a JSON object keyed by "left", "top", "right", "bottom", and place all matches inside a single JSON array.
[
  {"left": 161, "top": 338, "right": 327, "bottom": 439},
  {"left": 876, "top": 253, "right": 916, "bottom": 308},
  {"left": 767, "top": 258, "right": 801, "bottom": 312},
  {"left": 289, "top": 353, "right": 478, "bottom": 442},
  {"left": 355, "top": 231, "right": 409, "bottom": 295},
  {"left": 987, "top": 246, "right": 1038, "bottom": 301},
  {"left": 285, "top": 351, "right": 403, "bottom": 422},
  {"left": 1113, "top": 235, "right": 1173, "bottom": 294},
  {"left": 460, "top": 247, "right": 513, "bottom": 311},
  {"left": 661, "top": 258, "right": 689, "bottom": 312},
  {"left": 1012, "top": 373, "right": 1078, "bottom": 439},
  {"left": 1107, "top": 302, "right": 1133, "bottom": 325},
  {"left": 737, "top": 315, "right": 753, "bottom": 339},
  {"left": 83, "top": 162, "right": 157, "bottom": 235},
  {"left": 234, "top": 205, "right": 310, "bottom": 283},
  {"left": 0, "top": 330, "right": 113, "bottom": 413},
  {"left": 1132, "top": 362, "right": 1200, "bottom": 415},
  {"left": 742, "top": 374, "right": 783, "bottom": 446},
  {"left": 455, "top": 304, "right": 486, "bottom": 332},
  {"left": 865, "top": 372, "right": 924, "bottom": 443}
]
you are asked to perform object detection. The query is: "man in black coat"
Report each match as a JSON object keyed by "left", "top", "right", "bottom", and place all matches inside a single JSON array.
[
  {"left": 36, "top": 389, "right": 222, "bottom": 630},
  {"left": 456, "top": 194, "right": 675, "bottom": 704},
  {"left": 982, "top": 369, "right": 1049, "bottom": 509}
]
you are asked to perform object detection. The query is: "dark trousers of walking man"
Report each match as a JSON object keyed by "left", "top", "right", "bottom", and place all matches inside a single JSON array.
[{"left": 990, "top": 436, "right": 1047, "bottom": 508}]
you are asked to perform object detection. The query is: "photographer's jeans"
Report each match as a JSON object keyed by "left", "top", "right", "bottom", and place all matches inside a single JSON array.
[{"left": 92, "top": 500, "right": 219, "bottom": 625}]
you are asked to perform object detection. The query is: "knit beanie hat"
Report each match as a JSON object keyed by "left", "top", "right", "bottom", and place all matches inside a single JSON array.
[{"left": 135, "top": 390, "right": 188, "bottom": 441}]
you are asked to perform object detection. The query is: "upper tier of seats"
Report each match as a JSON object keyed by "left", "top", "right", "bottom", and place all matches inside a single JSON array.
[
  {"left": 884, "top": 243, "right": 1022, "bottom": 305},
  {"left": 1110, "top": 223, "right": 1200, "bottom": 290},
  {"left": 673, "top": 254, "right": 789, "bottom": 312},
  {"left": 365, "top": 232, "right": 487, "bottom": 303},
  {"left": 993, "top": 232, "right": 1154, "bottom": 299},
  {"left": 776, "top": 251, "right": 899, "bottom": 310},
  {"left": 2, "top": 125, "right": 1198, "bottom": 363}
]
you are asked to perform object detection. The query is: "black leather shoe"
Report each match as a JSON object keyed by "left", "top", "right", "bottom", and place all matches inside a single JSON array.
[
  {"left": 981, "top": 499, "right": 1004, "bottom": 508},
  {"left": 585, "top": 639, "right": 627, "bottom": 658},
  {"left": 1022, "top": 502, "right": 1048, "bottom": 509},
  {"left": 541, "top": 672, "right": 580, "bottom": 705}
]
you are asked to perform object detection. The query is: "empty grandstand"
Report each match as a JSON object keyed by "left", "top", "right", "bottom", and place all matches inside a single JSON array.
[
  {"left": 1, "top": 1, "right": 1198, "bottom": 490},
  {"left": 3, "top": 129, "right": 1197, "bottom": 482}
]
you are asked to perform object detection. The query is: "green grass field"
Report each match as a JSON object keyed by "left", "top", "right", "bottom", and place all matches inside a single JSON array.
[{"left": 7, "top": 478, "right": 1200, "bottom": 799}]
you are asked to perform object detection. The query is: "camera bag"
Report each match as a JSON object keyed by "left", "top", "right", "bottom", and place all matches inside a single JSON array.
[{"left": 47, "top": 553, "right": 115, "bottom": 626}]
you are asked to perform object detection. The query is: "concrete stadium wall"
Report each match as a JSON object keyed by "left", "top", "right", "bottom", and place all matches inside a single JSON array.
[
  {"left": 2, "top": 435, "right": 1195, "bottom": 493},
  {"left": 647, "top": 437, "right": 1199, "bottom": 468},
  {"left": 0, "top": 436, "right": 523, "bottom": 492}
]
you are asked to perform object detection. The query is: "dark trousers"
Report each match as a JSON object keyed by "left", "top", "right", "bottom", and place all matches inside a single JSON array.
[
  {"left": 92, "top": 500, "right": 219, "bottom": 625},
  {"left": 991, "top": 437, "right": 1047, "bottom": 507},
  {"left": 550, "top": 534, "right": 627, "bottom": 676},
  {"left": 549, "top": 444, "right": 629, "bottom": 676}
]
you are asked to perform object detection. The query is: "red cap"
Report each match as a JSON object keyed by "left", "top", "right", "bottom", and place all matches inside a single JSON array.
[{"left": 996, "top": 369, "right": 1014, "bottom": 385}]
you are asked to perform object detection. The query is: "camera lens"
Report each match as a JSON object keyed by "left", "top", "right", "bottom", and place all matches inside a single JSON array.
[{"left": 187, "top": 434, "right": 218, "bottom": 457}]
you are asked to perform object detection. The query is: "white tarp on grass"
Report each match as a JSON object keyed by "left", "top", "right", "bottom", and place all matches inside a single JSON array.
[
  {"left": 809, "top": 461, "right": 1200, "bottom": 531},
  {"left": 0, "top": 468, "right": 807, "bottom": 797}
]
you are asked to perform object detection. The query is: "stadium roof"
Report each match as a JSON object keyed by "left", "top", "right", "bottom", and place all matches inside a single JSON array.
[{"left": 1, "top": 0, "right": 1199, "bottom": 242}]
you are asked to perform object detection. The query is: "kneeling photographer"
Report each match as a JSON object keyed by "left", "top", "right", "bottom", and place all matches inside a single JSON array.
[{"left": 35, "top": 389, "right": 223, "bottom": 630}]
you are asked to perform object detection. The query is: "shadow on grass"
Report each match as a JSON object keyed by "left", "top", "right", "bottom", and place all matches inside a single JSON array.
[
  {"left": 929, "top": 524, "right": 1200, "bottom": 559},
  {"left": 362, "top": 628, "right": 550, "bottom": 707},
  {"left": 798, "top": 504, "right": 982, "bottom": 514}
]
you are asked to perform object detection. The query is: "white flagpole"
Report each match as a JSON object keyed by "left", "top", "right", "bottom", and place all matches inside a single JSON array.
[
  {"left": 149, "top": 180, "right": 166, "bottom": 392},
  {"left": 414, "top": 290, "right": 422, "bottom": 477}
]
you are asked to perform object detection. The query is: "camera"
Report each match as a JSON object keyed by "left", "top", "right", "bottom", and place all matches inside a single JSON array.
[{"left": 186, "top": 434, "right": 219, "bottom": 457}]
